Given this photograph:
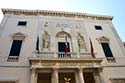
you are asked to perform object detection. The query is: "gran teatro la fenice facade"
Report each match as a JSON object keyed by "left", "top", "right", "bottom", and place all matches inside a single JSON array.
[{"left": 0, "top": 8, "right": 125, "bottom": 83}]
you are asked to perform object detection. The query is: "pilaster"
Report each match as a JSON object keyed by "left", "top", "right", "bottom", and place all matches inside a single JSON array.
[
  {"left": 52, "top": 68, "right": 58, "bottom": 83},
  {"left": 31, "top": 68, "right": 38, "bottom": 83},
  {"left": 78, "top": 68, "right": 84, "bottom": 83}
]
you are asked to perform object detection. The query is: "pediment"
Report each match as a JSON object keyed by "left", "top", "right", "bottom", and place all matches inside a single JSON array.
[
  {"left": 10, "top": 32, "right": 26, "bottom": 40},
  {"left": 96, "top": 36, "right": 109, "bottom": 43},
  {"left": 13, "top": 32, "right": 25, "bottom": 36}
]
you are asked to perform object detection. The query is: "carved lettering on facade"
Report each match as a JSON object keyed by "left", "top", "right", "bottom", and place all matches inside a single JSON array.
[{"left": 56, "top": 24, "right": 69, "bottom": 28}]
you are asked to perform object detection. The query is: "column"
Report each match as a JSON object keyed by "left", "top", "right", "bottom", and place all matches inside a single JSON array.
[
  {"left": 99, "top": 68, "right": 105, "bottom": 83},
  {"left": 31, "top": 68, "right": 38, "bottom": 83},
  {"left": 78, "top": 68, "right": 84, "bottom": 83},
  {"left": 93, "top": 69, "right": 101, "bottom": 83},
  {"left": 52, "top": 68, "right": 58, "bottom": 83}
]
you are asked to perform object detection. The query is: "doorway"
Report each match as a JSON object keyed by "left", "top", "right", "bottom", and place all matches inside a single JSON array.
[
  {"left": 59, "top": 72, "right": 75, "bottom": 83},
  {"left": 37, "top": 73, "right": 51, "bottom": 83}
]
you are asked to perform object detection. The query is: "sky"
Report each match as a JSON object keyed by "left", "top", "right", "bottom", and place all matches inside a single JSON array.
[{"left": 0, "top": 0, "right": 124, "bottom": 41}]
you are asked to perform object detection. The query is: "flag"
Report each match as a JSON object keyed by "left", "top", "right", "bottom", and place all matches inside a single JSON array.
[
  {"left": 65, "top": 37, "right": 68, "bottom": 54},
  {"left": 36, "top": 36, "right": 39, "bottom": 53},
  {"left": 89, "top": 38, "right": 95, "bottom": 58}
]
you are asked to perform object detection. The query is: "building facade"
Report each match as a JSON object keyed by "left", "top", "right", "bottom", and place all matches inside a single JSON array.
[
  {"left": 0, "top": 8, "right": 125, "bottom": 83},
  {"left": 123, "top": 42, "right": 125, "bottom": 48}
]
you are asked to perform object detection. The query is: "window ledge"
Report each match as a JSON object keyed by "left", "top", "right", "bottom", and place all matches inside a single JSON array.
[
  {"left": 7, "top": 56, "right": 19, "bottom": 62},
  {"left": 107, "top": 57, "right": 115, "bottom": 62}
]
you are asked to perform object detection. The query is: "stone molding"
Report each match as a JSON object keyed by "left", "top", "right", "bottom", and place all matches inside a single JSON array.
[
  {"left": 29, "top": 57, "right": 103, "bottom": 69},
  {"left": 10, "top": 32, "right": 27, "bottom": 40},
  {"left": 96, "top": 36, "right": 109, "bottom": 43},
  {"left": 110, "top": 77, "right": 125, "bottom": 83},
  {"left": 2, "top": 8, "right": 113, "bottom": 21}
]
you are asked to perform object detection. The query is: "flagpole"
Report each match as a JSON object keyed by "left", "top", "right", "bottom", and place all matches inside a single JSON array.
[{"left": 65, "top": 36, "right": 68, "bottom": 54}]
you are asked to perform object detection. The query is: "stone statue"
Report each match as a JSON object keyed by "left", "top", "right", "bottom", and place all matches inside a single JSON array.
[
  {"left": 76, "top": 32, "right": 84, "bottom": 51},
  {"left": 42, "top": 30, "right": 50, "bottom": 49}
]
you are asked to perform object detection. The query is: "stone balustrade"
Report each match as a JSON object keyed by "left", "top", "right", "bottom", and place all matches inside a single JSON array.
[{"left": 33, "top": 52, "right": 94, "bottom": 59}]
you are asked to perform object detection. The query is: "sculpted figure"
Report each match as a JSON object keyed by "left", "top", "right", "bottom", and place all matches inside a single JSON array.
[
  {"left": 76, "top": 32, "right": 84, "bottom": 51},
  {"left": 42, "top": 30, "right": 50, "bottom": 49}
]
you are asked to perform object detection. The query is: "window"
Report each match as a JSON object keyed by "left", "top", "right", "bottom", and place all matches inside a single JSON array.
[
  {"left": 101, "top": 43, "right": 115, "bottom": 62},
  {"left": 18, "top": 21, "right": 27, "bottom": 26},
  {"left": 9, "top": 40, "right": 22, "bottom": 56},
  {"left": 95, "top": 25, "right": 102, "bottom": 30},
  {"left": 58, "top": 42, "right": 71, "bottom": 58},
  {"left": 8, "top": 40, "right": 22, "bottom": 61},
  {"left": 101, "top": 43, "right": 113, "bottom": 57},
  {"left": 58, "top": 42, "right": 70, "bottom": 52},
  {"left": 97, "top": 36, "right": 115, "bottom": 62}
]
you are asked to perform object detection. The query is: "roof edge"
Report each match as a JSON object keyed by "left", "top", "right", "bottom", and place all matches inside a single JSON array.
[{"left": 1, "top": 8, "right": 113, "bottom": 21}]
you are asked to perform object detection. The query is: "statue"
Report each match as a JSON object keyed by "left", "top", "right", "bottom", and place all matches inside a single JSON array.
[
  {"left": 42, "top": 30, "right": 50, "bottom": 49},
  {"left": 76, "top": 32, "right": 84, "bottom": 51}
]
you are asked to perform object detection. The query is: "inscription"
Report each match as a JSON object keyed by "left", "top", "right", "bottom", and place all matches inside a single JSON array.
[{"left": 56, "top": 24, "right": 69, "bottom": 28}]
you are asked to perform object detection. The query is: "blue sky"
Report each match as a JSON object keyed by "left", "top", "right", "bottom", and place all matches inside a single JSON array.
[{"left": 0, "top": 0, "right": 124, "bottom": 41}]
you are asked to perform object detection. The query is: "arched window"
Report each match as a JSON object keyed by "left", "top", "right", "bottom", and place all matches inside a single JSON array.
[{"left": 56, "top": 31, "right": 72, "bottom": 58}]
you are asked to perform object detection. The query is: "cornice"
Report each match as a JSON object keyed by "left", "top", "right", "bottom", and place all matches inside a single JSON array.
[
  {"left": 29, "top": 57, "right": 103, "bottom": 63},
  {"left": 1, "top": 8, "right": 113, "bottom": 21}
]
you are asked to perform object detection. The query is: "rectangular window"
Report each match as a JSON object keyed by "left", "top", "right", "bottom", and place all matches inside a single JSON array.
[
  {"left": 58, "top": 42, "right": 70, "bottom": 58},
  {"left": 58, "top": 42, "right": 70, "bottom": 52},
  {"left": 101, "top": 43, "right": 113, "bottom": 57},
  {"left": 18, "top": 21, "right": 27, "bottom": 26},
  {"left": 95, "top": 25, "right": 102, "bottom": 30},
  {"left": 8, "top": 40, "right": 22, "bottom": 60}
]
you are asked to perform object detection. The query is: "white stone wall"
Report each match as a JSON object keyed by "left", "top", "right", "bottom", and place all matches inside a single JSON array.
[
  {"left": 0, "top": 14, "right": 39, "bottom": 66},
  {"left": 0, "top": 11, "right": 125, "bottom": 83},
  {"left": 0, "top": 67, "right": 30, "bottom": 83},
  {"left": 37, "top": 16, "right": 89, "bottom": 52},
  {"left": 103, "top": 67, "right": 125, "bottom": 83}
]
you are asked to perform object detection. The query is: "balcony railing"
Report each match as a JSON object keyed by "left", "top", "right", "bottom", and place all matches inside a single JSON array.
[{"left": 32, "top": 52, "right": 94, "bottom": 59}]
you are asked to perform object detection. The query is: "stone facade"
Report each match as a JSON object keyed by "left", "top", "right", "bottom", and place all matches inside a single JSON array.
[{"left": 0, "top": 8, "right": 125, "bottom": 83}]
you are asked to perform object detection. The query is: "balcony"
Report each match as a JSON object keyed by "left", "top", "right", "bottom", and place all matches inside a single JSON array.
[
  {"left": 32, "top": 52, "right": 94, "bottom": 59},
  {"left": 29, "top": 52, "right": 103, "bottom": 69}
]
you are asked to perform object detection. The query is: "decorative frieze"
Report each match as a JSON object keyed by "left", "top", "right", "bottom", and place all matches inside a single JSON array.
[{"left": 29, "top": 57, "right": 103, "bottom": 68}]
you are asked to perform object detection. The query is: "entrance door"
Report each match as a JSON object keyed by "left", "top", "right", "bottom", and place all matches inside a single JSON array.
[
  {"left": 59, "top": 72, "right": 75, "bottom": 83},
  {"left": 83, "top": 72, "right": 95, "bottom": 83},
  {"left": 38, "top": 73, "right": 51, "bottom": 83}
]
